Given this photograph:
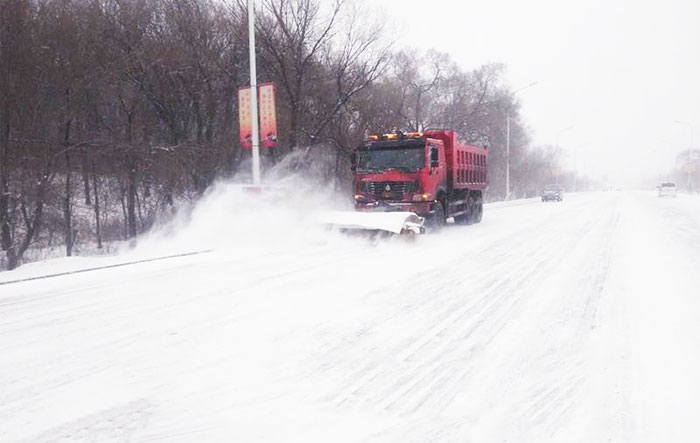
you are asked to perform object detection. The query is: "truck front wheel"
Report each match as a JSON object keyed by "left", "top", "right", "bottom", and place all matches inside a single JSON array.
[{"left": 428, "top": 201, "right": 446, "bottom": 231}]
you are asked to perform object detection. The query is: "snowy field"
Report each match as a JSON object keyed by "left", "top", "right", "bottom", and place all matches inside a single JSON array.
[{"left": 2, "top": 189, "right": 700, "bottom": 442}]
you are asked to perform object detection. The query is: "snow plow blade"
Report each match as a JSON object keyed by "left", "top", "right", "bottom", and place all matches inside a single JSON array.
[{"left": 318, "top": 211, "right": 425, "bottom": 236}]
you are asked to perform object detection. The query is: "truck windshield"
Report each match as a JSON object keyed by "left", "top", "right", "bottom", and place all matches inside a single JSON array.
[{"left": 357, "top": 146, "right": 425, "bottom": 172}]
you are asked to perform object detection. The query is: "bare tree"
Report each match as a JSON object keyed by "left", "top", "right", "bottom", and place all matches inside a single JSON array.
[
  {"left": 255, "top": 0, "right": 343, "bottom": 149},
  {"left": 1, "top": 0, "right": 546, "bottom": 269}
]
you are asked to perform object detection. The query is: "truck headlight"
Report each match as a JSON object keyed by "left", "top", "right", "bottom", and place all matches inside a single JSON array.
[{"left": 413, "top": 193, "right": 431, "bottom": 201}]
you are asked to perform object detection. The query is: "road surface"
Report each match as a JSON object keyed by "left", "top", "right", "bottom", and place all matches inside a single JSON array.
[{"left": 2, "top": 190, "right": 700, "bottom": 442}]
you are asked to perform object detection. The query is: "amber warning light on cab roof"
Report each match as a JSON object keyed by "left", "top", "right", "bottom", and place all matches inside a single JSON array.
[{"left": 367, "top": 132, "right": 424, "bottom": 141}]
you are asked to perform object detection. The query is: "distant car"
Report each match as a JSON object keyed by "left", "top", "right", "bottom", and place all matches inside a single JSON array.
[
  {"left": 541, "top": 184, "right": 563, "bottom": 202},
  {"left": 657, "top": 182, "right": 676, "bottom": 197}
]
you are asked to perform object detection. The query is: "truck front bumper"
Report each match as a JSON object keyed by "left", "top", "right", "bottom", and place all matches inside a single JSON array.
[{"left": 355, "top": 200, "right": 434, "bottom": 216}]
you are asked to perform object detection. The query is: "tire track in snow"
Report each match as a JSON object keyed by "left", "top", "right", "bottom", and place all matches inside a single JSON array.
[
  {"left": 1, "top": 192, "right": 634, "bottom": 442},
  {"left": 327, "top": 196, "right": 617, "bottom": 415},
  {"left": 508, "top": 202, "right": 622, "bottom": 436},
  {"left": 0, "top": 236, "right": 422, "bottom": 441},
  {"left": 20, "top": 399, "right": 153, "bottom": 443}
]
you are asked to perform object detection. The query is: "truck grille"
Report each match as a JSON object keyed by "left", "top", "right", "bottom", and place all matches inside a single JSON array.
[{"left": 365, "top": 181, "right": 415, "bottom": 200}]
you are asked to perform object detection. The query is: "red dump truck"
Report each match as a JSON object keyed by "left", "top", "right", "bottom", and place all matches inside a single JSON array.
[{"left": 351, "top": 130, "right": 488, "bottom": 229}]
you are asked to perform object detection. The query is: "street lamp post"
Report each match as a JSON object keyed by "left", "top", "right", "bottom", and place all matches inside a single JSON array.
[
  {"left": 506, "top": 113, "right": 510, "bottom": 199},
  {"left": 505, "top": 81, "right": 537, "bottom": 201},
  {"left": 573, "top": 145, "right": 577, "bottom": 192},
  {"left": 675, "top": 120, "right": 695, "bottom": 191},
  {"left": 572, "top": 142, "right": 589, "bottom": 192},
  {"left": 555, "top": 125, "right": 574, "bottom": 185},
  {"left": 247, "top": 0, "right": 261, "bottom": 185}
]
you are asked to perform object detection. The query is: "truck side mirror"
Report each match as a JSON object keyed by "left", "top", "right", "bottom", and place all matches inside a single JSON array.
[{"left": 350, "top": 152, "right": 357, "bottom": 171}]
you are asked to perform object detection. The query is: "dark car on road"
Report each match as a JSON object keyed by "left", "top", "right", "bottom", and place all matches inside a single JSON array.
[{"left": 542, "top": 184, "right": 563, "bottom": 202}]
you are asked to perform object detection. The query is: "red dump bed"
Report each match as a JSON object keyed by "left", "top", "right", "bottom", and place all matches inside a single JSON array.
[{"left": 424, "top": 130, "right": 488, "bottom": 191}]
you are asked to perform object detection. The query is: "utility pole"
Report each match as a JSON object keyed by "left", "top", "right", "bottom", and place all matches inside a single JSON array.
[
  {"left": 555, "top": 125, "right": 574, "bottom": 186},
  {"left": 505, "top": 81, "right": 537, "bottom": 201},
  {"left": 248, "top": 0, "right": 260, "bottom": 185},
  {"left": 675, "top": 120, "right": 694, "bottom": 191},
  {"left": 506, "top": 112, "right": 510, "bottom": 200}
]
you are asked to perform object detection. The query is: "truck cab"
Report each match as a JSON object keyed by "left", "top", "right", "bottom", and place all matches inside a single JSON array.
[{"left": 352, "top": 131, "right": 488, "bottom": 228}]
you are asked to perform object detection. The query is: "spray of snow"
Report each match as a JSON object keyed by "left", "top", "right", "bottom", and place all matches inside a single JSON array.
[
  {"left": 132, "top": 148, "right": 357, "bottom": 258},
  {"left": 0, "top": 148, "right": 411, "bottom": 281}
]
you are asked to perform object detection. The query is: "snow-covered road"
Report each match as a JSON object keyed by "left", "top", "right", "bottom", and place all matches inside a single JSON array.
[{"left": 2, "top": 190, "right": 700, "bottom": 442}]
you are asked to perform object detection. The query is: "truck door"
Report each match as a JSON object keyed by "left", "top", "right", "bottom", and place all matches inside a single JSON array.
[
  {"left": 429, "top": 144, "right": 438, "bottom": 170},
  {"left": 427, "top": 141, "right": 446, "bottom": 194}
]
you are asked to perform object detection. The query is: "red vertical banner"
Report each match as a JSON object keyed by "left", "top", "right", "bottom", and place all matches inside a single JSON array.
[
  {"left": 257, "top": 82, "right": 277, "bottom": 148},
  {"left": 238, "top": 86, "right": 252, "bottom": 149}
]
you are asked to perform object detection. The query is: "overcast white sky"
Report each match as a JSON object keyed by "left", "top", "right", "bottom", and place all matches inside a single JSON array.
[{"left": 374, "top": 0, "right": 700, "bottom": 186}]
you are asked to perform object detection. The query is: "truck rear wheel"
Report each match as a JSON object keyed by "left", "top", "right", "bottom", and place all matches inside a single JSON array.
[
  {"left": 471, "top": 198, "right": 483, "bottom": 223},
  {"left": 468, "top": 195, "right": 483, "bottom": 224}
]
